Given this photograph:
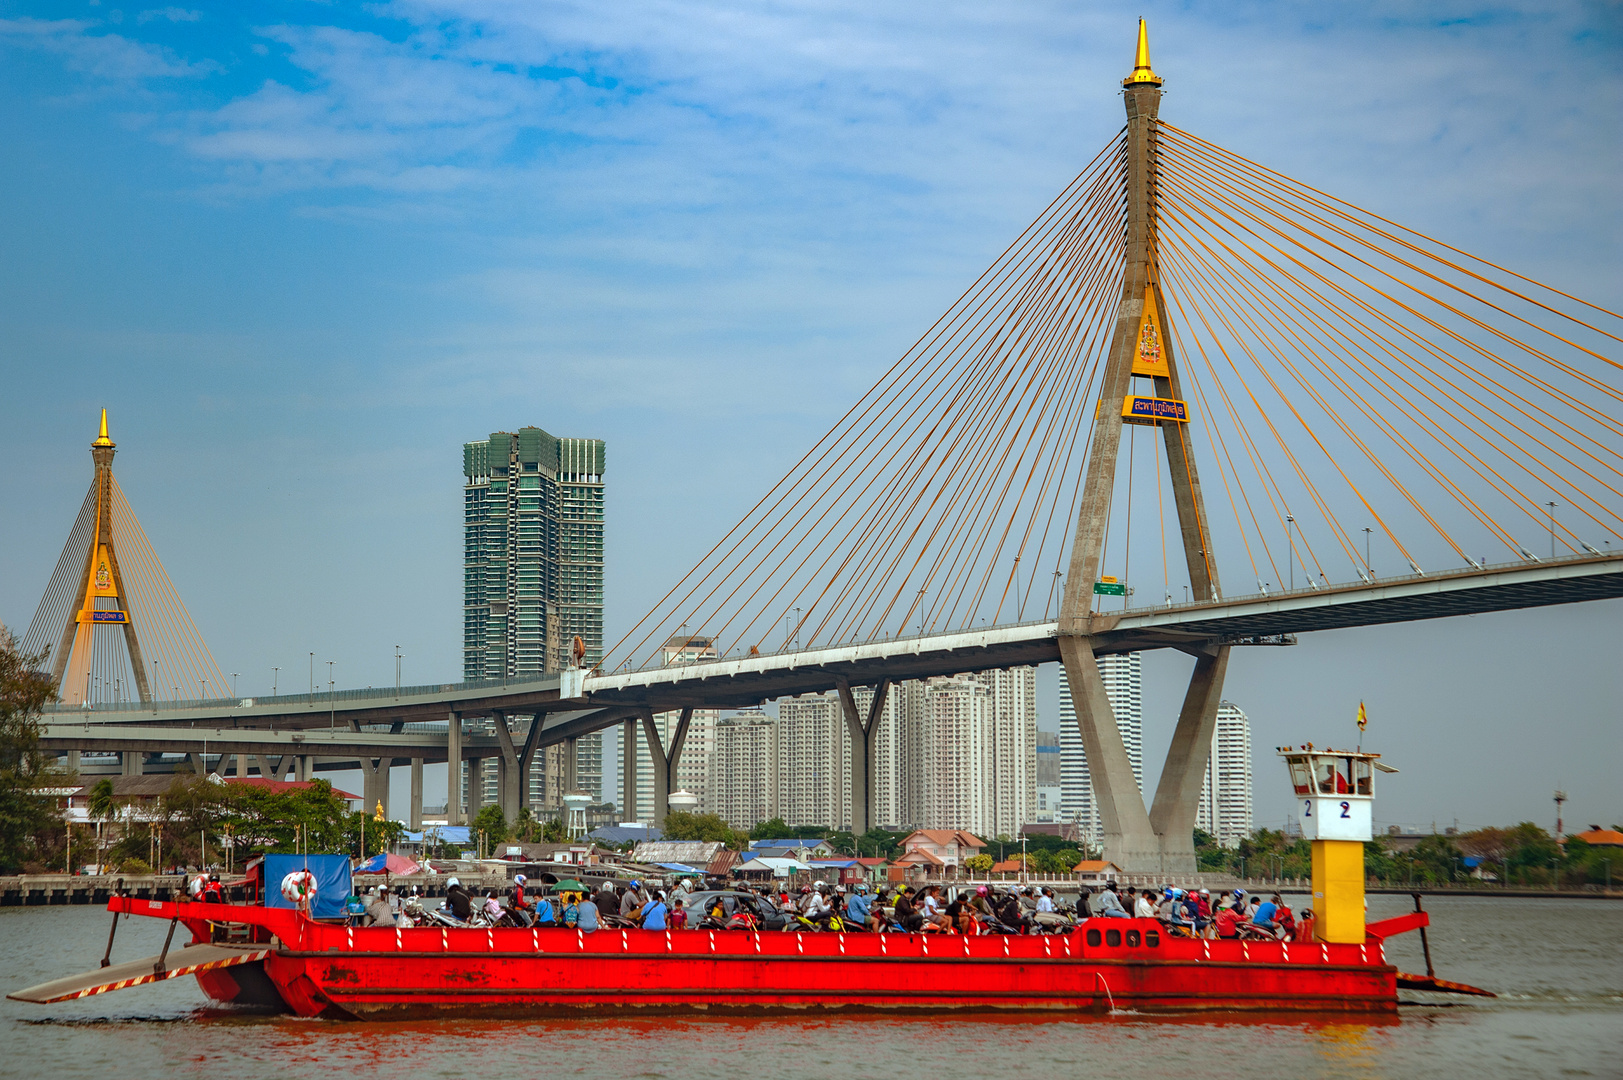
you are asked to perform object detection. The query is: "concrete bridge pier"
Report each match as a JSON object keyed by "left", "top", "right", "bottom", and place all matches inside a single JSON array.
[
  {"left": 466, "top": 754, "right": 485, "bottom": 817},
  {"left": 1148, "top": 644, "right": 1230, "bottom": 869},
  {"left": 621, "top": 719, "right": 637, "bottom": 824},
  {"left": 491, "top": 710, "right": 544, "bottom": 823},
  {"left": 447, "top": 712, "right": 463, "bottom": 826},
  {"left": 638, "top": 705, "right": 692, "bottom": 828},
  {"left": 358, "top": 756, "right": 392, "bottom": 819},
  {"left": 1058, "top": 637, "right": 1231, "bottom": 873},
  {"left": 121, "top": 750, "right": 143, "bottom": 776},
  {"left": 836, "top": 678, "right": 891, "bottom": 836},
  {"left": 409, "top": 758, "right": 423, "bottom": 830}
]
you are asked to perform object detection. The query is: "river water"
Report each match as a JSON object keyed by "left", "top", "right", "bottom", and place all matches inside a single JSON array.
[{"left": 1, "top": 894, "right": 1617, "bottom": 1078}]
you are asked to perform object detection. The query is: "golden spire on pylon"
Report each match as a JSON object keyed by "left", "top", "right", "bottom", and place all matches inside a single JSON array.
[
  {"left": 92, "top": 408, "right": 114, "bottom": 448},
  {"left": 1122, "top": 18, "right": 1163, "bottom": 87}
]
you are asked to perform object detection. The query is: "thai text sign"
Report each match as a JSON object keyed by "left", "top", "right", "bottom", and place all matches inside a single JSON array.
[{"left": 1121, "top": 395, "right": 1189, "bottom": 424}]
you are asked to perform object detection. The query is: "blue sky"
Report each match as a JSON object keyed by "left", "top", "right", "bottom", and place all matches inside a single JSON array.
[{"left": 0, "top": 1, "right": 1618, "bottom": 830}]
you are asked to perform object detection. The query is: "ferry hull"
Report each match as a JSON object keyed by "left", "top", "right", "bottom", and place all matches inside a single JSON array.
[{"left": 104, "top": 899, "right": 1399, "bottom": 1019}]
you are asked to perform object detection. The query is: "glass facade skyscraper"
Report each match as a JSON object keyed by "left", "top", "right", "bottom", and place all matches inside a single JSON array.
[
  {"left": 463, "top": 427, "right": 605, "bottom": 679},
  {"left": 463, "top": 426, "right": 605, "bottom": 801}
]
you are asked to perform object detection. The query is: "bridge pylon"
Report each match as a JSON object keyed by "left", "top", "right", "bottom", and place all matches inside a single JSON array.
[
  {"left": 1057, "top": 21, "right": 1229, "bottom": 874},
  {"left": 20, "top": 410, "right": 229, "bottom": 709}
]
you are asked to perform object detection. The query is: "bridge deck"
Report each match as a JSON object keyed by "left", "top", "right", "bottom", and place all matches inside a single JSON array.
[{"left": 36, "top": 553, "right": 1623, "bottom": 739}]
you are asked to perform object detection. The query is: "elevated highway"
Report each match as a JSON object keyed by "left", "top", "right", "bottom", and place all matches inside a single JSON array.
[{"left": 42, "top": 551, "right": 1622, "bottom": 829}]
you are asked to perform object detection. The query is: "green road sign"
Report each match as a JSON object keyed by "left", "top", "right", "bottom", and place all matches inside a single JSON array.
[{"left": 1093, "top": 581, "right": 1126, "bottom": 596}]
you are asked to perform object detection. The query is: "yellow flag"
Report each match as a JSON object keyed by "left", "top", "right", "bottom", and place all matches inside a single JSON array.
[{"left": 1356, "top": 701, "right": 1368, "bottom": 733}]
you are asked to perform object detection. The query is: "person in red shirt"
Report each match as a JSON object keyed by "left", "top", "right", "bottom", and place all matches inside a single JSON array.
[
  {"left": 1276, "top": 903, "right": 1298, "bottom": 941},
  {"left": 670, "top": 898, "right": 688, "bottom": 929},
  {"left": 1213, "top": 899, "right": 1245, "bottom": 939}
]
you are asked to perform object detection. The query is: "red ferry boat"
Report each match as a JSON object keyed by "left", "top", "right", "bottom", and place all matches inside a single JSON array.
[
  {"left": 13, "top": 894, "right": 1442, "bottom": 1018},
  {"left": 11, "top": 745, "right": 1491, "bottom": 1017}
]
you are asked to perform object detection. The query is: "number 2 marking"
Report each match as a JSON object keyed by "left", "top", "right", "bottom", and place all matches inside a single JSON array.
[
  {"left": 1303, "top": 800, "right": 1311, "bottom": 817},
  {"left": 1339, "top": 801, "right": 1351, "bottom": 818}
]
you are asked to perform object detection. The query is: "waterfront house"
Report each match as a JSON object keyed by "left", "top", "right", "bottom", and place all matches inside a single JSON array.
[
  {"left": 895, "top": 830, "right": 986, "bottom": 879},
  {"left": 807, "top": 858, "right": 867, "bottom": 886},
  {"left": 735, "top": 856, "right": 809, "bottom": 882},
  {"left": 1072, "top": 860, "right": 1123, "bottom": 884},
  {"left": 631, "top": 840, "right": 729, "bottom": 870}
]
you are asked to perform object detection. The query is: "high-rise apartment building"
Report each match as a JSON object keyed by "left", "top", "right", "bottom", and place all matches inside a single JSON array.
[
  {"left": 463, "top": 426, "right": 606, "bottom": 806},
  {"left": 973, "top": 667, "right": 1038, "bottom": 838},
  {"left": 1196, "top": 701, "right": 1253, "bottom": 849},
  {"left": 711, "top": 709, "right": 777, "bottom": 830},
  {"left": 776, "top": 691, "right": 852, "bottom": 830},
  {"left": 1059, "top": 652, "right": 1144, "bottom": 845},
  {"left": 889, "top": 667, "right": 1037, "bottom": 838},
  {"left": 1034, "top": 731, "right": 1062, "bottom": 823},
  {"left": 912, "top": 675, "right": 993, "bottom": 834},
  {"left": 750, "top": 667, "right": 1037, "bottom": 837}
]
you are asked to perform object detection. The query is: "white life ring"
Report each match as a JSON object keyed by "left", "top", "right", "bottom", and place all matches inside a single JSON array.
[{"left": 280, "top": 869, "right": 318, "bottom": 906}]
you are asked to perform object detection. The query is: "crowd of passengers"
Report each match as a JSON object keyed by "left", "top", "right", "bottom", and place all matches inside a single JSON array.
[{"left": 358, "top": 874, "right": 1314, "bottom": 942}]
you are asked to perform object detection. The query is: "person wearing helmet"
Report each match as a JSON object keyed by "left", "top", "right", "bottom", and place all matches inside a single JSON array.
[
  {"left": 992, "top": 886, "right": 1028, "bottom": 934},
  {"left": 445, "top": 876, "right": 473, "bottom": 921},
  {"left": 1093, "top": 881, "right": 1128, "bottom": 918},
  {"left": 365, "top": 885, "right": 397, "bottom": 927},
  {"left": 844, "top": 882, "right": 873, "bottom": 930},
  {"left": 803, "top": 881, "right": 834, "bottom": 927},
  {"left": 620, "top": 880, "right": 645, "bottom": 920},
  {"left": 509, "top": 874, "right": 531, "bottom": 917}
]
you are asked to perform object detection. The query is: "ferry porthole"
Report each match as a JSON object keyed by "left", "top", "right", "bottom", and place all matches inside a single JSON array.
[
  {"left": 1146, "top": 932, "right": 1160, "bottom": 947},
  {"left": 1086, "top": 928, "right": 1102, "bottom": 947},
  {"left": 1105, "top": 929, "right": 1122, "bottom": 947},
  {"left": 1126, "top": 930, "right": 1141, "bottom": 947}
]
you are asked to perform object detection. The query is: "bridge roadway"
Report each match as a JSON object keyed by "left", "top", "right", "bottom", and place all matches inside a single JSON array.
[
  {"left": 42, "top": 552, "right": 1623, "bottom": 822},
  {"left": 48, "top": 551, "right": 1623, "bottom": 728}
]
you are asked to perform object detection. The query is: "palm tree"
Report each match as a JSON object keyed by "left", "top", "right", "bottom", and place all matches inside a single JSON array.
[{"left": 87, "top": 779, "right": 115, "bottom": 871}]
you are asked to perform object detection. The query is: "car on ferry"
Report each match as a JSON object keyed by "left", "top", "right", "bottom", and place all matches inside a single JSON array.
[{"left": 684, "top": 890, "right": 792, "bottom": 930}]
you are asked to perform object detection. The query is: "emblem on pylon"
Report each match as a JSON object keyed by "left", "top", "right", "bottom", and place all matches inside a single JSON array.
[{"left": 1131, "top": 287, "right": 1170, "bottom": 378}]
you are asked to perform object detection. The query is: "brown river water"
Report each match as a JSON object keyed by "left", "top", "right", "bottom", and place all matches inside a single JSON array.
[{"left": 1, "top": 894, "right": 1618, "bottom": 1078}]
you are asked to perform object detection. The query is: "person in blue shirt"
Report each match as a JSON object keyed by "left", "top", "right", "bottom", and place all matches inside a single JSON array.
[
  {"left": 640, "top": 890, "right": 669, "bottom": 930},
  {"left": 1252, "top": 894, "right": 1281, "bottom": 934},
  {"left": 531, "top": 890, "right": 557, "bottom": 927},
  {"left": 845, "top": 883, "right": 873, "bottom": 929},
  {"left": 576, "top": 891, "right": 600, "bottom": 932}
]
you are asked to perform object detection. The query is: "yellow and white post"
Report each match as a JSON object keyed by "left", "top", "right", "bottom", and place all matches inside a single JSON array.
[{"left": 1280, "top": 748, "right": 1396, "bottom": 943}]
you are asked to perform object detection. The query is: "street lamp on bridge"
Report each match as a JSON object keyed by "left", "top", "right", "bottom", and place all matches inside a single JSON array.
[{"left": 1286, "top": 515, "right": 1296, "bottom": 591}]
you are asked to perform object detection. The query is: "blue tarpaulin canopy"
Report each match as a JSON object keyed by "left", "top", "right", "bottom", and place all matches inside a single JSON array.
[
  {"left": 263, "top": 854, "right": 352, "bottom": 919},
  {"left": 656, "top": 862, "right": 702, "bottom": 873}
]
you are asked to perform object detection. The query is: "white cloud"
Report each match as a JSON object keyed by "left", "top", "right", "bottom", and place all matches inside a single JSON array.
[
  {"left": 138, "top": 8, "right": 203, "bottom": 24},
  {"left": 0, "top": 16, "right": 215, "bottom": 79}
]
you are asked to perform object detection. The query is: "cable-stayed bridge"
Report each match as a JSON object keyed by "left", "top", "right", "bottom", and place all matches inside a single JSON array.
[{"left": 25, "top": 22, "right": 1622, "bottom": 871}]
